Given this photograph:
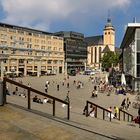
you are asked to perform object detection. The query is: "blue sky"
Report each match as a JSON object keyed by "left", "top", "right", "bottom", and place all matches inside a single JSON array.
[{"left": 0, "top": 0, "right": 140, "bottom": 47}]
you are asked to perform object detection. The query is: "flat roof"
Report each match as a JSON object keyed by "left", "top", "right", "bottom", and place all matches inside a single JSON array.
[
  {"left": 0, "top": 22, "right": 52, "bottom": 35},
  {"left": 120, "top": 23, "right": 140, "bottom": 48}
]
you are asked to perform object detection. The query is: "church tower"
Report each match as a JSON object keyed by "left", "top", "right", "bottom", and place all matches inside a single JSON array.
[{"left": 103, "top": 15, "right": 115, "bottom": 52}]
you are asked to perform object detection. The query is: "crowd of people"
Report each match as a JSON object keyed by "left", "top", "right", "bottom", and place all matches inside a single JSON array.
[{"left": 6, "top": 72, "right": 140, "bottom": 128}]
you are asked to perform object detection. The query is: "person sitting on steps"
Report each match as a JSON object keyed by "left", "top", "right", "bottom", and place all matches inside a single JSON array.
[{"left": 33, "top": 95, "right": 43, "bottom": 104}]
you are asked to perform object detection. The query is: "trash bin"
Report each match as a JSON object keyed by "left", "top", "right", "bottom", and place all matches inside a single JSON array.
[{"left": 0, "top": 80, "right": 3, "bottom": 105}]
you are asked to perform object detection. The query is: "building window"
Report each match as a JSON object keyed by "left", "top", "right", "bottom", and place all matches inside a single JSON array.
[
  {"left": 53, "top": 60, "right": 57, "bottom": 64},
  {"left": 137, "top": 40, "right": 140, "bottom": 52},
  {"left": 137, "top": 53, "right": 140, "bottom": 64},
  {"left": 19, "top": 59, "right": 24, "bottom": 63},
  {"left": 48, "top": 41, "right": 51, "bottom": 44},
  {"left": 18, "top": 30, "right": 24, "bottom": 34},
  {"left": 48, "top": 46, "right": 51, "bottom": 50},
  {"left": 9, "top": 29, "right": 16, "bottom": 33},
  {"left": 26, "top": 32, "right": 32, "bottom": 36},
  {"left": 48, "top": 60, "right": 52, "bottom": 64},
  {"left": 53, "top": 47, "right": 57, "bottom": 51},
  {"left": 137, "top": 65, "right": 140, "bottom": 77}
]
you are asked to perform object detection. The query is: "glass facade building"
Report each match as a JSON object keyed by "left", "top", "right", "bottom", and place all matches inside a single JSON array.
[
  {"left": 121, "top": 23, "right": 140, "bottom": 91},
  {"left": 54, "top": 31, "right": 87, "bottom": 73}
]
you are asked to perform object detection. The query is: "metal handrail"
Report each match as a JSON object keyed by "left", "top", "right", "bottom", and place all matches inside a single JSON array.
[
  {"left": 118, "top": 109, "right": 133, "bottom": 122},
  {"left": 3, "top": 77, "right": 70, "bottom": 120},
  {"left": 86, "top": 101, "right": 112, "bottom": 121}
]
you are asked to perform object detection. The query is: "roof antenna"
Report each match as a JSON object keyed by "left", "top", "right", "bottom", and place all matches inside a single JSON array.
[
  {"left": 107, "top": 9, "right": 111, "bottom": 23},
  {"left": 133, "top": 17, "right": 136, "bottom": 23}
]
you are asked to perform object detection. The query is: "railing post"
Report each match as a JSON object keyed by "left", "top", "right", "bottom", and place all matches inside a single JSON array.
[
  {"left": 86, "top": 101, "right": 88, "bottom": 117},
  {"left": 95, "top": 107, "right": 97, "bottom": 118},
  {"left": 123, "top": 112, "right": 125, "bottom": 121},
  {"left": 131, "top": 115, "right": 133, "bottom": 122},
  {"left": 110, "top": 112, "right": 111, "bottom": 121},
  {"left": 103, "top": 110, "right": 105, "bottom": 120},
  {"left": 53, "top": 99, "right": 55, "bottom": 116},
  {"left": 3, "top": 78, "right": 7, "bottom": 105},
  {"left": 119, "top": 109, "right": 120, "bottom": 120},
  {"left": 67, "top": 102, "right": 70, "bottom": 120},
  {"left": 27, "top": 88, "right": 31, "bottom": 109},
  {"left": 128, "top": 114, "right": 129, "bottom": 122}
]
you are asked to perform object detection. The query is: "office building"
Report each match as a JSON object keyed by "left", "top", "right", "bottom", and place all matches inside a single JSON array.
[
  {"left": 120, "top": 23, "right": 140, "bottom": 91},
  {"left": 0, "top": 22, "right": 64, "bottom": 77},
  {"left": 54, "top": 31, "right": 87, "bottom": 73}
]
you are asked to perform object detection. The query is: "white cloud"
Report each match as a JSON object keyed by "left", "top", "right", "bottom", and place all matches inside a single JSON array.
[{"left": 0, "top": 0, "right": 132, "bottom": 31}]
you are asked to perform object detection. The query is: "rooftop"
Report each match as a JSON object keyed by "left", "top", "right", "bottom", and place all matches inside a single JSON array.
[
  {"left": 85, "top": 35, "right": 103, "bottom": 46},
  {"left": 120, "top": 23, "right": 140, "bottom": 49},
  {"left": 0, "top": 22, "right": 52, "bottom": 35}
]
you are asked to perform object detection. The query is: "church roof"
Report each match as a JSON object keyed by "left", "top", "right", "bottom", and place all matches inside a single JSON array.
[
  {"left": 85, "top": 35, "right": 103, "bottom": 46},
  {"left": 102, "top": 45, "right": 111, "bottom": 53}
]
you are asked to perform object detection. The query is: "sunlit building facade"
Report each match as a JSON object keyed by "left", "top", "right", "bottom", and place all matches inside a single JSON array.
[
  {"left": 85, "top": 17, "right": 115, "bottom": 69},
  {"left": 0, "top": 22, "right": 64, "bottom": 77}
]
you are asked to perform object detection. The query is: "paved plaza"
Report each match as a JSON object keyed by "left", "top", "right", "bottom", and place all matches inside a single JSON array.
[
  {"left": 2, "top": 73, "right": 140, "bottom": 140},
  {"left": 8, "top": 73, "right": 138, "bottom": 116}
]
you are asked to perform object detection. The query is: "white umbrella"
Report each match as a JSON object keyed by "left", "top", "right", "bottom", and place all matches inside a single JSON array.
[
  {"left": 121, "top": 73, "right": 126, "bottom": 85},
  {"left": 105, "top": 73, "right": 108, "bottom": 84}
]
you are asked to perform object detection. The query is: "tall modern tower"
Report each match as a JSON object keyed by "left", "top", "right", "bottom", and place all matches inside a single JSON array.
[{"left": 103, "top": 16, "right": 115, "bottom": 51}]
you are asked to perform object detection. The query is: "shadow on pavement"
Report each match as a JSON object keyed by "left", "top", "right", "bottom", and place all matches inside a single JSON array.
[{"left": 8, "top": 102, "right": 126, "bottom": 140}]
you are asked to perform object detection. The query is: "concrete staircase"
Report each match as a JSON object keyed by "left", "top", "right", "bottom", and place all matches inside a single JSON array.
[{"left": 4, "top": 95, "right": 140, "bottom": 140}]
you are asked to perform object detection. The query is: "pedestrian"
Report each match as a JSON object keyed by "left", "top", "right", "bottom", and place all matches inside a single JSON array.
[
  {"left": 138, "top": 107, "right": 140, "bottom": 128},
  {"left": 28, "top": 83, "right": 31, "bottom": 87},
  {"left": 82, "top": 105, "right": 88, "bottom": 115},
  {"left": 107, "top": 106, "right": 115, "bottom": 119},
  {"left": 45, "top": 86, "right": 48, "bottom": 93},
  {"left": 15, "top": 86, "right": 18, "bottom": 95},
  {"left": 73, "top": 80, "right": 76, "bottom": 85},
  {"left": 62, "top": 80, "right": 65, "bottom": 86},
  {"left": 65, "top": 91, "right": 70, "bottom": 103},
  {"left": 57, "top": 84, "right": 59, "bottom": 91},
  {"left": 45, "top": 82, "right": 48, "bottom": 93},
  {"left": 89, "top": 105, "right": 96, "bottom": 117},
  {"left": 67, "top": 82, "right": 69, "bottom": 88},
  {"left": 114, "top": 106, "right": 119, "bottom": 119},
  {"left": 62, "top": 91, "right": 70, "bottom": 108},
  {"left": 126, "top": 97, "right": 131, "bottom": 110},
  {"left": 121, "top": 98, "right": 126, "bottom": 110},
  {"left": 67, "top": 75, "right": 69, "bottom": 79}
]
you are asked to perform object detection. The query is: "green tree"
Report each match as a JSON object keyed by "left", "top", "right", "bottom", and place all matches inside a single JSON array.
[{"left": 101, "top": 51, "right": 119, "bottom": 70}]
